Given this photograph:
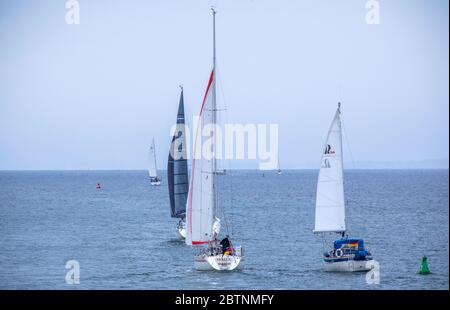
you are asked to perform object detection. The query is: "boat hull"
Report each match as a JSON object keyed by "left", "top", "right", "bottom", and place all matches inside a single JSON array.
[
  {"left": 194, "top": 255, "right": 244, "bottom": 271},
  {"left": 194, "top": 246, "right": 244, "bottom": 271},
  {"left": 150, "top": 181, "right": 161, "bottom": 186},
  {"left": 323, "top": 258, "right": 373, "bottom": 272}
]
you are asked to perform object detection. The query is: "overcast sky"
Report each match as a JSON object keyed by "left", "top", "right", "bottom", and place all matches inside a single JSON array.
[{"left": 0, "top": 0, "right": 448, "bottom": 170}]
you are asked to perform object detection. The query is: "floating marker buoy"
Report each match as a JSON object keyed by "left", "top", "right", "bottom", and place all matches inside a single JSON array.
[{"left": 419, "top": 256, "right": 430, "bottom": 275}]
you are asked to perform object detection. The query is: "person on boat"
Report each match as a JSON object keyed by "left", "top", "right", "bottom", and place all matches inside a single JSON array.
[
  {"left": 209, "top": 238, "right": 220, "bottom": 256},
  {"left": 220, "top": 235, "right": 232, "bottom": 255}
]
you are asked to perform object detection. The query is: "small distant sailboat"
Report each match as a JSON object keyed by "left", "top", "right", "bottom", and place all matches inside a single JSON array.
[
  {"left": 167, "top": 86, "right": 189, "bottom": 239},
  {"left": 274, "top": 148, "right": 282, "bottom": 174},
  {"left": 277, "top": 158, "right": 282, "bottom": 175},
  {"left": 148, "top": 137, "right": 161, "bottom": 186},
  {"left": 314, "top": 103, "right": 373, "bottom": 272},
  {"left": 185, "top": 8, "right": 242, "bottom": 271}
]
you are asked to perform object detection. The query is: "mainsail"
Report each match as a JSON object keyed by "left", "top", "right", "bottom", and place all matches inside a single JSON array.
[
  {"left": 185, "top": 69, "right": 217, "bottom": 245},
  {"left": 167, "top": 87, "right": 189, "bottom": 218},
  {"left": 314, "top": 104, "right": 346, "bottom": 233},
  {"left": 148, "top": 137, "right": 158, "bottom": 179}
]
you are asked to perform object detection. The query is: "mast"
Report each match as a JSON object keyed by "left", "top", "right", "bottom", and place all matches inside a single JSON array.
[
  {"left": 211, "top": 7, "right": 218, "bottom": 224},
  {"left": 152, "top": 137, "right": 158, "bottom": 178},
  {"left": 212, "top": 7, "right": 216, "bottom": 78},
  {"left": 337, "top": 102, "right": 345, "bottom": 234},
  {"left": 277, "top": 152, "right": 281, "bottom": 171}
]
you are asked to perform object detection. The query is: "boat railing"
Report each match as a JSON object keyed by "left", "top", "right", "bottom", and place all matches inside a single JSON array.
[{"left": 194, "top": 245, "right": 243, "bottom": 257}]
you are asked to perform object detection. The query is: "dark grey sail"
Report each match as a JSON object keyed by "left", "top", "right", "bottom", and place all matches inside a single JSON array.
[{"left": 167, "top": 87, "right": 189, "bottom": 218}]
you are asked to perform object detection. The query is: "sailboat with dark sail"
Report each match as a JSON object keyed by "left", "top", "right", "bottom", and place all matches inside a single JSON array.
[
  {"left": 314, "top": 103, "right": 373, "bottom": 272},
  {"left": 167, "top": 86, "right": 189, "bottom": 238}
]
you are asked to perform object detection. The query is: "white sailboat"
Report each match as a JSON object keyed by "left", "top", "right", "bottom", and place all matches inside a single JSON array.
[
  {"left": 148, "top": 137, "right": 161, "bottom": 186},
  {"left": 314, "top": 103, "right": 373, "bottom": 272},
  {"left": 167, "top": 86, "right": 189, "bottom": 238},
  {"left": 185, "top": 8, "right": 243, "bottom": 271},
  {"left": 277, "top": 156, "right": 282, "bottom": 175}
]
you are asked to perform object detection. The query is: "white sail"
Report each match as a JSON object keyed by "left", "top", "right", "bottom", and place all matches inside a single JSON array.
[
  {"left": 185, "top": 70, "right": 217, "bottom": 245},
  {"left": 314, "top": 105, "right": 346, "bottom": 233},
  {"left": 277, "top": 152, "right": 282, "bottom": 174},
  {"left": 148, "top": 137, "right": 158, "bottom": 178}
]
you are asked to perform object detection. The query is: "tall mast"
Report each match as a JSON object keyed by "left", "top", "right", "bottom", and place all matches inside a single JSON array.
[
  {"left": 211, "top": 7, "right": 217, "bottom": 174},
  {"left": 337, "top": 102, "right": 345, "bottom": 233},
  {"left": 212, "top": 7, "right": 216, "bottom": 76},
  {"left": 211, "top": 7, "right": 218, "bottom": 228},
  {"left": 152, "top": 137, "right": 158, "bottom": 177}
]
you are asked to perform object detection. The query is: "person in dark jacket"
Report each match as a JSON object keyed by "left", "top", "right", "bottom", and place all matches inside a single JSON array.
[{"left": 220, "top": 235, "right": 231, "bottom": 254}]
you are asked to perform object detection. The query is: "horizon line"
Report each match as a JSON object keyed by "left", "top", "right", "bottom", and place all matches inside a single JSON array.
[{"left": 0, "top": 167, "right": 448, "bottom": 172}]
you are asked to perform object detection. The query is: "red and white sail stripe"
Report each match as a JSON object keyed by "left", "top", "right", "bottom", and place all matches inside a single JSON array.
[{"left": 185, "top": 69, "right": 217, "bottom": 245}]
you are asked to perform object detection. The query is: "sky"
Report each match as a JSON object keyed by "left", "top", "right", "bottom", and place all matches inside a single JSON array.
[{"left": 0, "top": 0, "right": 448, "bottom": 170}]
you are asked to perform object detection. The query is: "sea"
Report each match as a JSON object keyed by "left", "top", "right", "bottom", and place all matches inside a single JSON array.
[{"left": 0, "top": 170, "right": 448, "bottom": 289}]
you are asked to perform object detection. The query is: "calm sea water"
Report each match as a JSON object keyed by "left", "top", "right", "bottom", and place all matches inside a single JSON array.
[{"left": 0, "top": 170, "right": 448, "bottom": 289}]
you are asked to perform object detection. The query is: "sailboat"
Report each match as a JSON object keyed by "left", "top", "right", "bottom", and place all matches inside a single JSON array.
[
  {"left": 167, "top": 86, "right": 189, "bottom": 238},
  {"left": 185, "top": 8, "right": 243, "bottom": 271},
  {"left": 277, "top": 157, "right": 282, "bottom": 175},
  {"left": 314, "top": 103, "right": 373, "bottom": 272},
  {"left": 148, "top": 137, "right": 161, "bottom": 186}
]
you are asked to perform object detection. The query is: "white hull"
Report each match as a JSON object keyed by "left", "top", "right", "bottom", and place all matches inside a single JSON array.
[
  {"left": 150, "top": 181, "right": 161, "bottom": 186},
  {"left": 194, "top": 255, "right": 244, "bottom": 271},
  {"left": 194, "top": 246, "right": 244, "bottom": 271},
  {"left": 324, "top": 259, "right": 373, "bottom": 272}
]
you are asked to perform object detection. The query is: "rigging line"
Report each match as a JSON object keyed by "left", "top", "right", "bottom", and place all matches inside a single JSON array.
[
  {"left": 216, "top": 68, "right": 234, "bottom": 238},
  {"left": 215, "top": 172, "right": 231, "bottom": 238},
  {"left": 341, "top": 114, "right": 355, "bottom": 236},
  {"left": 221, "top": 189, "right": 231, "bottom": 237},
  {"left": 229, "top": 171, "right": 234, "bottom": 237},
  {"left": 182, "top": 89, "right": 193, "bottom": 173},
  {"left": 217, "top": 73, "right": 228, "bottom": 112},
  {"left": 321, "top": 233, "right": 325, "bottom": 258},
  {"left": 341, "top": 119, "right": 356, "bottom": 170}
]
